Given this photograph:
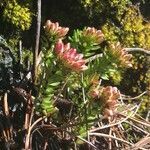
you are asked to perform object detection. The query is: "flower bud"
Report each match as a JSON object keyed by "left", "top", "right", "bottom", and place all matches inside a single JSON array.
[
  {"left": 54, "top": 40, "right": 88, "bottom": 72},
  {"left": 44, "top": 20, "right": 69, "bottom": 39}
]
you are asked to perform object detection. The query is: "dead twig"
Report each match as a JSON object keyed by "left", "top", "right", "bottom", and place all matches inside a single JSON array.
[
  {"left": 25, "top": 116, "right": 46, "bottom": 149},
  {"left": 113, "top": 132, "right": 119, "bottom": 148},
  {"left": 33, "top": 0, "right": 41, "bottom": 83},
  {"left": 89, "top": 132, "right": 133, "bottom": 146},
  {"left": 120, "top": 91, "right": 147, "bottom": 100},
  {"left": 120, "top": 114, "right": 150, "bottom": 128},
  {"left": 108, "top": 126, "right": 112, "bottom": 150},
  {"left": 85, "top": 47, "right": 150, "bottom": 64},
  {"left": 3, "top": 93, "right": 11, "bottom": 141},
  {"left": 125, "top": 121, "right": 149, "bottom": 135},
  {"left": 3, "top": 93, "right": 9, "bottom": 117},
  {"left": 85, "top": 54, "right": 103, "bottom": 62},
  {"left": 125, "top": 48, "right": 150, "bottom": 55},
  {"left": 131, "top": 136, "right": 150, "bottom": 150},
  {"left": 90, "top": 105, "right": 138, "bottom": 132},
  {"left": 89, "top": 133, "right": 148, "bottom": 150},
  {"left": 76, "top": 136, "right": 98, "bottom": 150}
]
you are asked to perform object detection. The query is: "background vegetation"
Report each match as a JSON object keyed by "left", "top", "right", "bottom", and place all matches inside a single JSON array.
[{"left": 0, "top": 0, "right": 150, "bottom": 149}]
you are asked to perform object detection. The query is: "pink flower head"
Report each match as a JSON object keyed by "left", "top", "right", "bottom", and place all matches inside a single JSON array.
[
  {"left": 54, "top": 40, "right": 88, "bottom": 72},
  {"left": 99, "top": 86, "right": 120, "bottom": 119},
  {"left": 100, "top": 86, "right": 120, "bottom": 109},
  {"left": 83, "top": 27, "right": 104, "bottom": 44},
  {"left": 44, "top": 20, "right": 69, "bottom": 38}
]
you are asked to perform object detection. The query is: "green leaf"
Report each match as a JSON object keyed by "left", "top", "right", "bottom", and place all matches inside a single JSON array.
[
  {"left": 49, "top": 82, "right": 60, "bottom": 86},
  {"left": 101, "top": 74, "right": 109, "bottom": 80}
]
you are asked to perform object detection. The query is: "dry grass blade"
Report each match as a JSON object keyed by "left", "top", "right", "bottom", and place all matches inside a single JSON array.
[
  {"left": 131, "top": 136, "right": 150, "bottom": 150},
  {"left": 90, "top": 105, "right": 138, "bottom": 132},
  {"left": 124, "top": 121, "right": 149, "bottom": 135},
  {"left": 120, "top": 114, "right": 150, "bottom": 127},
  {"left": 3, "top": 93, "right": 11, "bottom": 141},
  {"left": 89, "top": 132, "right": 133, "bottom": 146},
  {"left": 76, "top": 136, "right": 98, "bottom": 150},
  {"left": 120, "top": 91, "right": 147, "bottom": 100},
  {"left": 89, "top": 133, "right": 148, "bottom": 150},
  {"left": 25, "top": 116, "right": 46, "bottom": 149},
  {"left": 125, "top": 48, "right": 150, "bottom": 55}
]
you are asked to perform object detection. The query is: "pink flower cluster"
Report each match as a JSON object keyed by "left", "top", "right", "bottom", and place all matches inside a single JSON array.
[
  {"left": 110, "top": 43, "right": 133, "bottom": 68},
  {"left": 100, "top": 86, "right": 120, "bottom": 106},
  {"left": 83, "top": 27, "right": 104, "bottom": 44},
  {"left": 44, "top": 20, "right": 69, "bottom": 38},
  {"left": 100, "top": 86, "right": 120, "bottom": 119},
  {"left": 55, "top": 39, "right": 88, "bottom": 72},
  {"left": 88, "top": 85, "right": 120, "bottom": 119}
]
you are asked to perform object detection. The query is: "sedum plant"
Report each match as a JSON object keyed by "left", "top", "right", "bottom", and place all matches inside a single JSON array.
[
  {"left": 0, "top": 19, "right": 149, "bottom": 150},
  {"left": 33, "top": 20, "right": 137, "bottom": 147},
  {"left": 38, "top": 20, "right": 133, "bottom": 116}
]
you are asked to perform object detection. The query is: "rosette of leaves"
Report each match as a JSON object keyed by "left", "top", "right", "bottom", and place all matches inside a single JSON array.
[
  {"left": 35, "top": 51, "right": 73, "bottom": 116},
  {"left": 3, "top": 0, "right": 32, "bottom": 31},
  {"left": 36, "top": 21, "right": 70, "bottom": 116},
  {"left": 92, "top": 68, "right": 122, "bottom": 85},
  {"left": 86, "top": 53, "right": 118, "bottom": 80},
  {"left": 86, "top": 43, "right": 133, "bottom": 84},
  {"left": 106, "top": 43, "right": 133, "bottom": 68},
  {"left": 69, "top": 27, "right": 124, "bottom": 81},
  {"left": 69, "top": 27, "right": 104, "bottom": 57},
  {"left": 44, "top": 20, "right": 69, "bottom": 43}
]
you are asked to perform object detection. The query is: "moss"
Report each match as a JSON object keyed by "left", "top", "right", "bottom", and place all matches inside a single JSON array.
[
  {"left": 3, "top": 0, "right": 32, "bottom": 31},
  {"left": 102, "top": 22, "right": 120, "bottom": 43}
]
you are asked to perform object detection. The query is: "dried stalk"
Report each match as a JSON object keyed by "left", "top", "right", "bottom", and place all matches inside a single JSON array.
[
  {"left": 131, "top": 136, "right": 150, "bottom": 150},
  {"left": 24, "top": 93, "right": 33, "bottom": 130},
  {"left": 3, "top": 93, "right": 11, "bottom": 141},
  {"left": 108, "top": 127, "right": 112, "bottom": 150},
  {"left": 25, "top": 116, "right": 46, "bottom": 149},
  {"left": 125, "top": 121, "right": 149, "bottom": 135},
  {"left": 125, "top": 48, "right": 150, "bottom": 55},
  {"left": 89, "top": 132, "right": 133, "bottom": 146},
  {"left": 76, "top": 136, "right": 98, "bottom": 150},
  {"left": 85, "top": 53, "right": 103, "bottom": 62},
  {"left": 19, "top": 40, "right": 23, "bottom": 79},
  {"left": 120, "top": 114, "right": 150, "bottom": 128},
  {"left": 89, "top": 133, "right": 147, "bottom": 150},
  {"left": 113, "top": 132, "right": 119, "bottom": 148},
  {"left": 33, "top": 0, "right": 41, "bottom": 83},
  {"left": 3, "top": 93, "right": 9, "bottom": 116},
  {"left": 121, "top": 91, "right": 147, "bottom": 100},
  {"left": 90, "top": 105, "right": 138, "bottom": 132}
]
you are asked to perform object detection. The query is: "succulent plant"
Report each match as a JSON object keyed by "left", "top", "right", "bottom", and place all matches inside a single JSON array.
[
  {"left": 44, "top": 20, "right": 69, "bottom": 39},
  {"left": 54, "top": 39, "right": 88, "bottom": 72}
]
